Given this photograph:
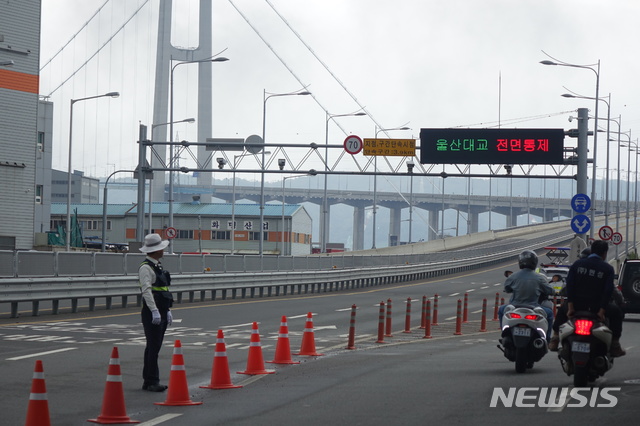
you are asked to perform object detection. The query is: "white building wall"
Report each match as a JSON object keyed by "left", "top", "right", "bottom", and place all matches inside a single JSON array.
[
  {"left": 291, "top": 206, "right": 312, "bottom": 256},
  {"left": 0, "top": 0, "right": 41, "bottom": 249}
]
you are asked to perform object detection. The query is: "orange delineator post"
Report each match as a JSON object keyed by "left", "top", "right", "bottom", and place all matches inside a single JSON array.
[
  {"left": 479, "top": 298, "right": 488, "bottom": 332},
  {"left": 423, "top": 300, "right": 432, "bottom": 339},
  {"left": 156, "top": 340, "right": 203, "bottom": 406},
  {"left": 385, "top": 299, "right": 393, "bottom": 337},
  {"left": 420, "top": 295, "right": 427, "bottom": 329},
  {"left": 238, "top": 322, "right": 276, "bottom": 374},
  {"left": 295, "top": 312, "right": 324, "bottom": 356},
  {"left": 346, "top": 304, "right": 357, "bottom": 350},
  {"left": 25, "top": 360, "right": 51, "bottom": 426},
  {"left": 454, "top": 299, "right": 463, "bottom": 335},
  {"left": 88, "top": 347, "right": 139, "bottom": 424},
  {"left": 493, "top": 292, "right": 500, "bottom": 321},
  {"left": 268, "top": 316, "right": 300, "bottom": 364},
  {"left": 376, "top": 302, "right": 385, "bottom": 343},
  {"left": 200, "top": 329, "right": 242, "bottom": 389},
  {"left": 433, "top": 294, "right": 439, "bottom": 325},
  {"left": 463, "top": 292, "right": 469, "bottom": 323},
  {"left": 403, "top": 297, "right": 412, "bottom": 333}
]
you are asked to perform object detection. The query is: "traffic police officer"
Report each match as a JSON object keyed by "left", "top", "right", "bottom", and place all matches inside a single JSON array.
[{"left": 139, "top": 233, "right": 174, "bottom": 391}]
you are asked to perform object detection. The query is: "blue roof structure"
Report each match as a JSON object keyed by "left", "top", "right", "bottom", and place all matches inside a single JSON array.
[{"left": 51, "top": 202, "right": 303, "bottom": 218}]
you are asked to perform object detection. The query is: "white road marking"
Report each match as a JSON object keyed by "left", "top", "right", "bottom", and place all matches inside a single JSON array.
[
  {"left": 7, "top": 347, "right": 77, "bottom": 361},
  {"left": 449, "top": 293, "right": 460, "bottom": 297},
  {"left": 466, "top": 289, "right": 476, "bottom": 292},
  {"left": 481, "top": 286, "right": 489, "bottom": 289},
  {"left": 139, "top": 413, "right": 183, "bottom": 425},
  {"left": 336, "top": 307, "right": 355, "bottom": 312}
]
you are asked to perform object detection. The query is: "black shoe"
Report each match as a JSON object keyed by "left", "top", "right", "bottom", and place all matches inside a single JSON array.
[{"left": 143, "top": 383, "right": 168, "bottom": 392}]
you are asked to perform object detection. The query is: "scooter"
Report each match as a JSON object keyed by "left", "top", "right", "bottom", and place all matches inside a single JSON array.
[
  {"left": 558, "top": 312, "right": 614, "bottom": 387},
  {"left": 498, "top": 304, "right": 549, "bottom": 373}
]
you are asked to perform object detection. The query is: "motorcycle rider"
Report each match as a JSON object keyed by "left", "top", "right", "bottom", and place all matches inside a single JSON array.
[
  {"left": 554, "top": 239, "right": 626, "bottom": 357},
  {"left": 499, "top": 250, "right": 555, "bottom": 340}
]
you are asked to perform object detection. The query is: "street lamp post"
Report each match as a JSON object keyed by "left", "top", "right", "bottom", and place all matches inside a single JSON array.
[
  {"left": 541, "top": 57, "right": 600, "bottom": 237},
  {"left": 101, "top": 169, "right": 134, "bottom": 252},
  {"left": 372, "top": 125, "right": 410, "bottom": 249},
  {"left": 169, "top": 56, "right": 228, "bottom": 253},
  {"left": 610, "top": 129, "right": 631, "bottom": 259},
  {"left": 563, "top": 92, "right": 611, "bottom": 222},
  {"left": 66, "top": 91, "right": 119, "bottom": 251},
  {"left": 622, "top": 140, "right": 638, "bottom": 255},
  {"left": 150, "top": 118, "right": 195, "bottom": 233},
  {"left": 230, "top": 151, "right": 270, "bottom": 255},
  {"left": 407, "top": 161, "right": 415, "bottom": 243},
  {"left": 260, "top": 89, "right": 310, "bottom": 255},
  {"left": 322, "top": 111, "right": 366, "bottom": 252}
]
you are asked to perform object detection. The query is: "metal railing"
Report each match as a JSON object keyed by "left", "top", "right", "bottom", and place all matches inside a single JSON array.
[{"left": 0, "top": 224, "right": 574, "bottom": 319}]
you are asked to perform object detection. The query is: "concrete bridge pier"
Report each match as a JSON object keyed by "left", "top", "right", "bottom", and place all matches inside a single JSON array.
[
  {"left": 428, "top": 208, "right": 439, "bottom": 241},
  {"left": 389, "top": 207, "right": 402, "bottom": 246},
  {"left": 352, "top": 205, "right": 365, "bottom": 251}
]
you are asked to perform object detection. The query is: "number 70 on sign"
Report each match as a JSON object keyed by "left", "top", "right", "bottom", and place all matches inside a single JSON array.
[{"left": 344, "top": 135, "right": 363, "bottom": 155}]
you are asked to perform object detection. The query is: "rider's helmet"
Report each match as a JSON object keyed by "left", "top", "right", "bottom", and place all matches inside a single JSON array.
[{"left": 518, "top": 250, "right": 538, "bottom": 270}]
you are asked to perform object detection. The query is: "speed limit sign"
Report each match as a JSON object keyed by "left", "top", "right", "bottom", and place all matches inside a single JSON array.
[
  {"left": 343, "top": 135, "right": 363, "bottom": 155},
  {"left": 165, "top": 227, "right": 177, "bottom": 239},
  {"left": 611, "top": 232, "right": 623, "bottom": 245}
]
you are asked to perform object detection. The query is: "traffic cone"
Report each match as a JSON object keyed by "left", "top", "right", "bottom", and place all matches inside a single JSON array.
[
  {"left": 267, "top": 316, "right": 300, "bottom": 365},
  {"left": 155, "top": 340, "right": 203, "bottom": 406},
  {"left": 237, "top": 322, "right": 275, "bottom": 375},
  {"left": 295, "top": 312, "right": 324, "bottom": 356},
  {"left": 25, "top": 360, "right": 51, "bottom": 426},
  {"left": 200, "top": 330, "right": 243, "bottom": 389},
  {"left": 88, "top": 347, "right": 139, "bottom": 424}
]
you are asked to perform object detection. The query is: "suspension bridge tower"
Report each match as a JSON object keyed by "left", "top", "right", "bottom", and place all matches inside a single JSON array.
[{"left": 151, "top": 0, "right": 217, "bottom": 203}]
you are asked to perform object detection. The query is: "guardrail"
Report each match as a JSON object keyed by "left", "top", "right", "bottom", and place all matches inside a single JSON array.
[{"left": 1, "top": 227, "right": 573, "bottom": 318}]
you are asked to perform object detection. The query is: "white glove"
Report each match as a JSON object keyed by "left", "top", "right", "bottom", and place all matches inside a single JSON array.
[
  {"left": 151, "top": 309, "right": 161, "bottom": 325},
  {"left": 167, "top": 310, "right": 173, "bottom": 326}
]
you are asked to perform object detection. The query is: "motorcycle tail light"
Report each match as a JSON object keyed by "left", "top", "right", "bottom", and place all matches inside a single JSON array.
[
  {"left": 524, "top": 314, "right": 538, "bottom": 320},
  {"left": 575, "top": 319, "right": 593, "bottom": 336},
  {"left": 508, "top": 313, "right": 522, "bottom": 319}
]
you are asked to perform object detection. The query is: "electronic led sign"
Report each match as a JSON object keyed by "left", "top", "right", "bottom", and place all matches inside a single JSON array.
[{"left": 419, "top": 128, "right": 565, "bottom": 165}]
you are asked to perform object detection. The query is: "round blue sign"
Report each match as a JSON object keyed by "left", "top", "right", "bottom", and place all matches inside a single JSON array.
[
  {"left": 571, "top": 214, "right": 591, "bottom": 234},
  {"left": 571, "top": 193, "right": 591, "bottom": 213}
]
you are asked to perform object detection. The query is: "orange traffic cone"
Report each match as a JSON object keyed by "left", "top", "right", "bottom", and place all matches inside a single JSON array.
[
  {"left": 200, "top": 330, "right": 243, "bottom": 389},
  {"left": 25, "top": 360, "right": 51, "bottom": 426},
  {"left": 295, "top": 312, "right": 324, "bottom": 356},
  {"left": 237, "top": 322, "right": 275, "bottom": 375},
  {"left": 88, "top": 347, "right": 139, "bottom": 424},
  {"left": 267, "top": 316, "right": 300, "bottom": 365},
  {"left": 155, "top": 340, "right": 203, "bottom": 406}
]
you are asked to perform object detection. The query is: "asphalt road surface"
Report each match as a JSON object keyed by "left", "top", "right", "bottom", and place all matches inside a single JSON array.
[{"left": 1, "top": 259, "right": 639, "bottom": 425}]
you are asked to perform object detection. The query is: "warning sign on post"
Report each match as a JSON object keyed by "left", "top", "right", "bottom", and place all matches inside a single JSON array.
[{"left": 363, "top": 138, "right": 416, "bottom": 156}]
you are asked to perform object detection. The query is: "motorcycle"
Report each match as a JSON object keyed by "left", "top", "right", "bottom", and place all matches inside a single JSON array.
[
  {"left": 558, "top": 312, "right": 614, "bottom": 386},
  {"left": 498, "top": 304, "right": 549, "bottom": 373}
]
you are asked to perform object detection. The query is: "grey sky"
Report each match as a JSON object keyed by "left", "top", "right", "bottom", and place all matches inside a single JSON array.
[{"left": 39, "top": 0, "right": 640, "bottom": 182}]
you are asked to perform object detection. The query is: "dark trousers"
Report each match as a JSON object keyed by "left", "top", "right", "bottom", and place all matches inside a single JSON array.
[
  {"left": 552, "top": 302, "right": 624, "bottom": 339},
  {"left": 141, "top": 305, "right": 168, "bottom": 386}
]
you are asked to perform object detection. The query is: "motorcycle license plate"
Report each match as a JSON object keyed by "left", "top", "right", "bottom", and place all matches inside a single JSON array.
[
  {"left": 513, "top": 327, "right": 531, "bottom": 337},
  {"left": 572, "top": 341, "right": 590, "bottom": 353}
]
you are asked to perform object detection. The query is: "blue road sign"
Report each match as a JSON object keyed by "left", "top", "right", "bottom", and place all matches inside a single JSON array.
[
  {"left": 571, "top": 214, "right": 591, "bottom": 234},
  {"left": 571, "top": 193, "right": 591, "bottom": 213}
]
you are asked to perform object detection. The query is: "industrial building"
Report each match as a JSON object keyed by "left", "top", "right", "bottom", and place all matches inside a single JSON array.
[{"left": 50, "top": 201, "right": 313, "bottom": 255}]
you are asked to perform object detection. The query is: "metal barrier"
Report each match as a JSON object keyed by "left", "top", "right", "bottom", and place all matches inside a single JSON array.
[{"left": 0, "top": 228, "right": 574, "bottom": 318}]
